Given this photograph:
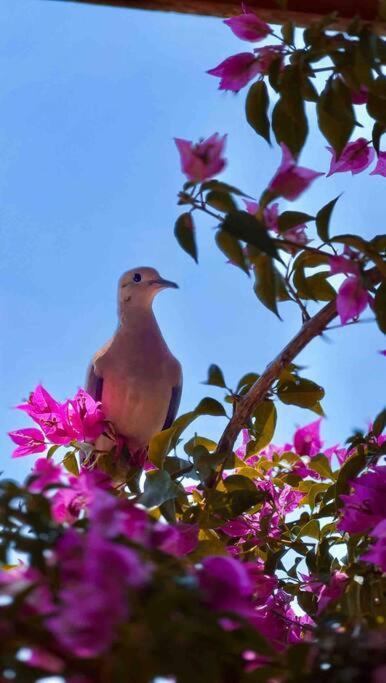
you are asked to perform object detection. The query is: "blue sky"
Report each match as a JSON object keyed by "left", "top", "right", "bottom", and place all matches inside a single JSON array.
[{"left": 1, "top": 0, "right": 385, "bottom": 482}]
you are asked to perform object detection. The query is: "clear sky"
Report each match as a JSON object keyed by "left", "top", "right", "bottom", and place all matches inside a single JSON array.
[{"left": 1, "top": 0, "right": 385, "bottom": 482}]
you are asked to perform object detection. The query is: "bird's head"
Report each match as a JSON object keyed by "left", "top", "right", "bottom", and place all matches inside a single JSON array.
[{"left": 118, "top": 267, "right": 178, "bottom": 315}]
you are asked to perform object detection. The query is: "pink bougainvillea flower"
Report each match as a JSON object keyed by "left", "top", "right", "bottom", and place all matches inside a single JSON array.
[
  {"left": 26, "top": 649, "right": 63, "bottom": 675},
  {"left": 338, "top": 467, "right": 386, "bottom": 534},
  {"left": 293, "top": 419, "right": 323, "bottom": 457},
  {"left": 51, "top": 469, "right": 112, "bottom": 525},
  {"left": 301, "top": 571, "right": 348, "bottom": 614},
  {"left": 224, "top": 5, "right": 270, "bottom": 42},
  {"left": 268, "top": 144, "right": 323, "bottom": 200},
  {"left": 379, "top": 349, "right": 386, "bottom": 356},
  {"left": 175, "top": 133, "right": 227, "bottom": 182},
  {"left": 351, "top": 85, "right": 369, "bottom": 105},
  {"left": 199, "top": 556, "right": 253, "bottom": 617},
  {"left": 28, "top": 457, "right": 63, "bottom": 493},
  {"left": 362, "top": 519, "right": 386, "bottom": 572},
  {"left": 326, "top": 138, "right": 375, "bottom": 176},
  {"left": 47, "top": 528, "right": 149, "bottom": 658},
  {"left": 16, "top": 384, "right": 62, "bottom": 420},
  {"left": 8, "top": 427, "right": 46, "bottom": 458},
  {"left": 152, "top": 522, "right": 199, "bottom": 557},
  {"left": 263, "top": 202, "right": 280, "bottom": 231},
  {"left": 207, "top": 53, "right": 261, "bottom": 92},
  {"left": 254, "top": 45, "right": 285, "bottom": 74},
  {"left": 329, "top": 254, "right": 360, "bottom": 277},
  {"left": 336, "top": 275, "right": 370, "bottom": 324},
  {"left": 65, "top": 388, "right": 105, "bottom": 442},
  {"left": 235, "top": 428, "right": 251, "bottom": 459},
  {"left": 370, "top": 151, "right": 386, "bottom": 177}
]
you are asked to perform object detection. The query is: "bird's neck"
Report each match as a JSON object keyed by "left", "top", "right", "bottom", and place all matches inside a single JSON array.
[{"left": 118, "top": 305, "right": 159, "bottom": 334}]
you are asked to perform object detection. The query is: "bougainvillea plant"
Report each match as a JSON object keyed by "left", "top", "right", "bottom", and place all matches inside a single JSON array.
[{"left": 2, "top": 4, "right": 386, "bottom": 682}]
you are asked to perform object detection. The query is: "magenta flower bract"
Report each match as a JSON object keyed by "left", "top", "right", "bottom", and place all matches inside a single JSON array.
[
  {"left": 47, "top": 528, "right": 149, "bottom": 658},
  {"left": 268, "top": 144, "right": 323, "bottom": 200},
  {"left": 254, "top": 45, "right": 285, "bottom": 74},
  {"left": 362, "top": 519, "right": 386, "bottom": 572},
  {"left": 9, "top": 427, "right": 46, "bottom": 458},
  {"left": 224, "top": 7, "right": 270, "bottom": 42},
  {"left": 175, "top": 133, "right": 227, "bottom": 182},
  {"left": 329, "top": 254, "right": 360, "bottom": 277},
  {"left": 351, "top": 86, "right": 369, "bottom": 105},
  {"left": 293, "top": 419, "right": 323, "bottom": 457},
  {"left": 199, "top": 556, "right": 253, "bottom": 614},
  {"left": 301, "top": 571, "right": 348, "bottom": 614},
  {"left": 15, "top": 385, "right": 106, "bottom": 446},
  {"left": 65, "top": 388, "right": 105, "bottom": 442},
  {"left": 336, "top": 276, "right": 370, "bottom": 324},
  {"left": 207, "top": 53, "right": 261, "bottom": 92},
  {"left": 326, "top": 138, "right": 375, "bottom": 176},
  {"left": 338, "top": 467, "right": 386, "bottom": 534},
  {"left": 28, "top": 457, "right": 63, "bottom": 492},
  {"left": 370, "top": 151, "right": 386, "bottom": 177}
]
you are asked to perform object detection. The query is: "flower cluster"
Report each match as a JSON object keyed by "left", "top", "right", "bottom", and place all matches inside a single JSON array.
[
  {"left": 9, "top": 385, "right": 106, "bottom": 457},
  {"left": 339, "top": 467, "right": 386, "bottom": 572}
]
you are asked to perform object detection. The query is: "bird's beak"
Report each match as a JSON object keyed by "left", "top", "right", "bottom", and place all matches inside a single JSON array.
[{"left": 150, "top": 277, "right": 179, "bottom": 290}]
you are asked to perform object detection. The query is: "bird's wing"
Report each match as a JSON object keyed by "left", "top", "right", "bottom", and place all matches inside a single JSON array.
[
  {"left": 85, "top": 362, "right": 104, "bottom": 401},
  {"left": 162, "top": 383, "right": 182, "bottom": 430}
]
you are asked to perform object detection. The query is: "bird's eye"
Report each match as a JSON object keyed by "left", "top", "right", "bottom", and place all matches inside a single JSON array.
[{"left": 133, "top": 273, "right": 142, "bottom": 283}]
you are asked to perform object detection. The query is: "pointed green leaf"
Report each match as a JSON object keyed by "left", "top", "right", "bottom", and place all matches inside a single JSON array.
[
  {"left": 278, "top": 378, "right": 325, "bottom": 408},
  {"left": 206, "top": 190, "right": 237, "bottom": 213},
  {"left": 222, "top": 210, "right": 278, "bottom": 258},
  {"left": 62, "top": 451, "right": 79, "bottom": 476},
  {"left": 253, "top": 400, "right": 277, "bottom": 452},
  {"left": 215, "top": 229, "right": 250, "bottom": 275},
  {"left": 278, "top": 211, "right": 315, "bottom": 233},
  {"left": 141, "top": 470, "right": 181, "bottom": 508},
  {"left": 253, "top": 253, "right": 280, "bottom": 317},
  {"left": 374, "top": 280, "right": 386, "bottom": 333},
  {"left": 317, "top": 78, "right": 355, "bottom": 156},
  {"left": 246, "top": 80, "right": 271, "bottom": 144},
  {"left": 316, "top": 195, "right": 341, "bottom": 242},
  {"left": 174, "top": 212, "right": 198, "bottom": 263},
  {"left": 203, "top": 364, "right": 226, "bottom": 389}
]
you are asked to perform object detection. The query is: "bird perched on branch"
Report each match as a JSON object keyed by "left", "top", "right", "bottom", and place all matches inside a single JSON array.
[{"left": 85, "top": 267, "right": 182, "bottom": 464}]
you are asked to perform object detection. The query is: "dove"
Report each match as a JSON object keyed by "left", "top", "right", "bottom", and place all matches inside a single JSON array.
[{"left": 85, "top": 267, "right": 182, "bottom": 461}]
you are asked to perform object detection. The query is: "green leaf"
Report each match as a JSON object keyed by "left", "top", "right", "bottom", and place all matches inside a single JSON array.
[
  {"left": 316, "top": 195, "right": 341, "bottom": 242},
  {"left": 184, "top": 435, "right": 217, "bottom": 456},
  {"left": 253, "top": 400, "right": 277, "bottom": 452},
  {"left": 372, "top": 121, "right": 386, "bottom": 155},
  {"left": 367, "top": 77, "right": 386, "bottom": 125},
  {"left": 201, "top": 179, "right": 249, "bottom": 196},
  {"left": 62, "top": 451, "right": 79, "bottom": 476},
  {"left": 46, "top": 444, "right": 60, "bottom": 459},
  {"left": 272, "top": 66, "right": 308, "bottom": 157},
  {"left": 281, "top": 20, "right": 294, "bottom": 45},
  {"left": 374, "top": 281, "right": 386, "bottom": 333},
  {"left": 317, "top": 78, "right": 355, "bottom": 156},
  {"left": 222, "top": 211, "right": 278, "bottom": 258},
  {"left": 278, "top": 211, "right": 314, "bottom": 233},
  {"left": 335, "top": 448, "right": 367, "bottom": 508},
  {"left": 373, "top": 408, "right": 386, "bottom": 437},
  {"left": 141, "top": 470, "right": 181, "bottom": 508},
  {"left": 195, "top": 397, "right": 227, "bottom": 417},
  {"left": 297, "top": 518, "right": 320, "bottom": 540},
  {"left": 278, "top": 378, "right": 325, "bottom": 409},
  {"left": 253, "top": 253, "right": 281, "bottom": 317},
  {"left": 206, "top": 190, "right": 237, "bottom": 213},
  {"left": 215, "top": 229, "right": 250, "bottom": 275},
  {"left": 246, "top": 80, "right": 271, "bottom": 144},
  {"left": 223, "top": 474, "right": 258, "bottom": 493},
  {"left": 174, "top": 212, "right": 197, "bottom": 263},
  {"left": 236, "top": 372, "right": 260, "bottom": 393},
  {"left": 203, "top": 364, "right": 226, "bottom": 389},
  {"left": 294, "top": 271, "right": 336, "bottom": 302},
  {"left": 149, "top": 398, "right": 225, "bottom": 467},
  {"left": 308, "top": 454, "right": 334, "bottom": 480}
]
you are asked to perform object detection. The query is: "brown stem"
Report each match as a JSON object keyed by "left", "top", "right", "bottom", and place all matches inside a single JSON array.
[{"left": 211, "top": 266, "right": 381, "bottom": 477}]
